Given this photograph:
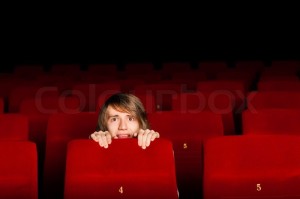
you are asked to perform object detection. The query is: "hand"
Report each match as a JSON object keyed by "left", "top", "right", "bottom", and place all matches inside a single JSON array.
[
  {"left": 134, "top": 129, "right": 160, "bottom": 149},
  {"left": 90, "top": 131, "right": 112, "bottom": 149}
]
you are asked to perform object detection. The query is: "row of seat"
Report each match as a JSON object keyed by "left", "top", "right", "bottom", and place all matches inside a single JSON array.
[
  {"left": 2, "top": 135, "right": 300, "bottom": 199},
  {"left": 1, "top": 89, "right": 299, "bottom": 132},
  {"left": 1, "top": 79, "right": 300, "bottom": 113},
  {"left": 1, "top": 108, "right": 300, "bottom": 198}
]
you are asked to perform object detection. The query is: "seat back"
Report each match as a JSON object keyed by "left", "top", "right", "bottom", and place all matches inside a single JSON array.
[
  {"left": 148, "top": 111, "right": 223, "bottom": 198},
  {"left": 43, "top": 112, "right": 98, "bottom": 199},
  {"left": 0, "top": 141, "right": 37, "bottom": 199},
  {"left": 203, "top": 135, "right": 300, "bottom": 199},
  {"left": 242, "top": 108, "right": 300, "bottom": 135},
  {"left": 247, "top": 91, "right": 300, "bottom": 110},
  {"left": 0, "top": 114, "right": 29, "bottom": 141},
  {"left": 64, "top": 139, "right": 178, "bottom": 199}
]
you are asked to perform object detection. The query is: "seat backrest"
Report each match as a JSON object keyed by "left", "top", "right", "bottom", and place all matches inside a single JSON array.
[
  {"left": 72, "top": 83, "right": 121, "bottom": 111},
  {"left": 8, "top": 85, "right": 59, "bottom": 113},
  {"left": 172, "top": 92, "right": 235, "bottom": 135},
  {"left": 43, "top": 112, "right": 98, "bottom": 199},
  {"left": 148, "top": 111, "right": 224, "bottom": 140},
  {"left": 0, "top": 113, "right": 29, "bottom": 141},
  {"left": 0, "top": 141, "right": 37, "bottom": 199},
  {"left": 0, "top": 97, "right": 4, "bottom": 113},
  {"left": 13, "top": 64, "right": 44, "bottom": 79},
  {"left": 20, "top": 96, "right": 83, "bottom": 115},
  {"left": 123, "top": 62, "right": 155, "bottom": 74},
  {"left": 64, "top": 139, "right": 178, "bottom": 199},
  {"left": 197, "top": 80, "right": 247, "bottom": 111},
  {"left": 247, "top": 91, "right": 300, "bottom": 110},
  {"left": 147, "top": 111, "right": 223, "bottom": 198},
  {"left": 198, "top": 61, "right": 228, "bottom": 79},
  {"left": 50, "top": 64, "right": 81, "bottom": 75},
  {"left": 257, "top": 80, "right": 300, "bottom": 91},
  {"left": 87, "top": 63, "right": 118, "bottom": 74},
  {"left": 242, "top": 108, "right": 300, "bottom": 135},
  {"left": 203, "top": 135, "right": 300, "bottom": 199},
  {"left": 134, "top": 83, "right": 182, "bottom": 111}
]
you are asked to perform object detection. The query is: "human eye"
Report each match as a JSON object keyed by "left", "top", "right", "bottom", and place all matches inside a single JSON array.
[
  {"left": 128, "top": 116, "right": 135, "bottom": 121},
  {"left": 110, "top": 117, "right": 118, "bottom": 122}
]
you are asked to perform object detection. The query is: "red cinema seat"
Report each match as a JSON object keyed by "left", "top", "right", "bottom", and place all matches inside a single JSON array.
[
  {"left": 0, "top": 97, "right": 3, "bottom": 113},
  {"left": 258, "top": 80, "right": 300, "bottom": 91},
  {"left": 43, "top": 112, "right": 98, "bottom": 199},
  {"left": 50, "top": 64, "right": 81, "bottom": 76},
  {"left": 123, "top": 62, "right": 155, "bottom": 74},
  {"left": 0, "top": 141, "right": 38, "bottom": 199},
  {"left": 64, "top": 139, "right": 178, "bottom": 199},
  {"left": 235, "top": 60, "right": 265, "bottom": 72},
  {"left": 172, "top": 92, "right": 235, "bottom": 135},
  {"left": 203, "top": 135, "right": 300, "bottom": 199},
  {"left": 0, "top": 114, "right": 29, "bottom": 141},
  {"left": 271, "top": 60, "right": 300, "bottom": 70},
  {"left": 161, "top": 62, "right": 193, "bottom": 79},
  {"left": 247, "top": 91, "right": 300, "bottom": 110},
  {"left": 134, "top": 83, "right": 182, "bottom": 111},
  {"left": 13, "top": 64, "right": 44, "bottom": 79},
  {"left": 20, "top": 96, "right": 83, "bottom": 167},
  {"left": 197, "top": 80, "right": 247, "bottom": 112},
  {"left": 87, "top": 63, "right": 118, "bottom": 74},
  {"left": 8, "top": 85, "right": 59, "bottom": 113},
  {"left": 72, "top": 83, "right": 121, "bottom": 112},
  {"left": 198, "top": 61, "right": 228, "bottom": 79},
  {"left": 242, "top": 108, "right": 300, "bottom": 135},
  {"left": 148, "top": 111, "right": 224, "bottom": 198}
]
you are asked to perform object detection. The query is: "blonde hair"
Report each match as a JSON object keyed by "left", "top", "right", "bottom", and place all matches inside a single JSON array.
[{"left": 96, "top": 93, "right": 149, "bottom": 131}]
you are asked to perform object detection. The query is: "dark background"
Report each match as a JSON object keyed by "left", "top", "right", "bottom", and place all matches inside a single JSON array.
[{"left": 2, "top": 6, "right": 299, "bottom": 71}]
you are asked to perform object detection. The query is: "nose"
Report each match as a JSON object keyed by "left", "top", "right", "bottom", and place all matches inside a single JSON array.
[{"left": 118, "top": 118, "right": 127, "bottom": 130}]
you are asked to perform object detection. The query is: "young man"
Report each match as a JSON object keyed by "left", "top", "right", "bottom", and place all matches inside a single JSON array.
[{"left": 90, "top": 93, "right": 160, "bottom": 149}]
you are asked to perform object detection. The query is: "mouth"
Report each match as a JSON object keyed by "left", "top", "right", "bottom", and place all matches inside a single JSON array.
[{"left": 116, "top": 134, "right": 131, "bottom": 139}]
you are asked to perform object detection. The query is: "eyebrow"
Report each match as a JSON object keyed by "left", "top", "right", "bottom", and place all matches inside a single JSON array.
[
  {"left": 107, "top": 114, "right": 133, "bottom": 119},
  {"left": 108, "top": 115, "right": 119, "bottom": 119}
]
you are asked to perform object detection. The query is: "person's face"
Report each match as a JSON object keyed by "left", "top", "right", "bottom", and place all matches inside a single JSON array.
[{"left": 106, "top": 105, "right": 140, "bottom": 139}]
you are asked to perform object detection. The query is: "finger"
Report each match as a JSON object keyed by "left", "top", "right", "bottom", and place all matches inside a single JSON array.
[
  {"left": 142, "top": 129, "right": 151, "bottom": 149},
  {"left": 151, "top": 131, "right": 160, "bottom": 141},
  {"left": 138, "top": 129, "right": 144, "bottom": 147},
  {"left": 145, "top": 130, "right": 155, "bottom": 147},
  {"left": 105, "top": 132, "right": 112, "bottom": 145},
  {"left": 98, "top": 132, "right": 109, "bottom": 148},
  {"left": 91, "top": 131, "right": 100, "bottom": 142}
]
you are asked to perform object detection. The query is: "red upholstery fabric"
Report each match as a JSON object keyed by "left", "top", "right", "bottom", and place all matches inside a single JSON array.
[
  {"left": 50, "top": 64, "right": 81, "bottom": 75},
  {"left": 134, "top": 83, "right": 182, "bottom": 111},
  {"left": 72, "top": 83, "right": 120, "bottom": 111},
  {"left": 148, "top": 111, "right": 224, "bottom": 198},
  {"left": 197, "top": 80, "right": 247, "bottom": 112},
  {"left": 43, "top": 112, "right": 98, "bottom": 199},
  {"left": 64, "top": 139, "right": 178, "bottom": 199},
  {"left": 0, "top": 113, "right": 29, "bottom": 141},
  {"left": 198, "top": 61, "right": 228, "bottom": 79},
  {"left": 87, "top": 64, "right": 118, "bottom": 74},
  {"left": 242, "top": 108, "right": 300, "bottom": 135},
  {"left": 20, "top": 96, "right": 83, "bottom": 169},
  {"left": 124, "top": 62, "right": 155, "bottom": 74},
  {"left": 172, "top": 92, "right": 235, "bottom": 135},
  {"left": 247, "top": 91, "right": 300, "bottom": 110},
  {"left": 258, "top": 80, "right": 300, "bottom": 91},
  {"left": 13, "top": 64, "right": 44, "bottom": 79},
  {"left": 0, "top": 141, "right": 37, "bottom": 199},
  {"left": 8, "top": 85, "right": 59, "bottom": 113},
  {"left": 203, "top": 135, "right": 300, "bottom": 199},
  {"left": 0, "top": 97, "right": 3, "bottom": 113}
]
